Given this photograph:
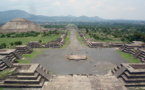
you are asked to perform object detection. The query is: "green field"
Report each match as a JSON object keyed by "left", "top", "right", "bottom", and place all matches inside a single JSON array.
[
  {"left": 18, "top": 49, "right": 45, "bottom": 63},
  {"left": 0, "top": 34, "right": 60, "bottom": 49},
  {"left": 116, "top": 50, "right": 140, "bottom": 63},
  {"left": 61, "top": 31, "right": 70, "bottom": 49},
  {"left": 76, "top": 31, "right": 84, "bottom": 45}
]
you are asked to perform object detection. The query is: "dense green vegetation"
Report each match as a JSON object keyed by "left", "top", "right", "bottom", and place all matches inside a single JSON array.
[
  {"left": 78, "top": 22, "right": 145, "bottom": 42},
  {"left": 41, "top": 25, "right": 66, "bottom": 28},
  {"left": 116, "top": 50, "right": 140, "bottom": 63},
  {"left": 0, "top": 31, "right": 61, "bottom": 49},
  {"left": 18, "top": 49, "right": 45, "bottom": 63}
]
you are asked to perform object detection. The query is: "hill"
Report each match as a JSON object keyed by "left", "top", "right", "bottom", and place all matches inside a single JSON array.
[{"left": 0, "top": 10, "right": 103, "bottom": 22}]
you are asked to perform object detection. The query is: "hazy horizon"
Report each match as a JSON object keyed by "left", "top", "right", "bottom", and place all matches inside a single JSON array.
[{"left": 0, "top": 0, "right": 145, "bottom": 20}]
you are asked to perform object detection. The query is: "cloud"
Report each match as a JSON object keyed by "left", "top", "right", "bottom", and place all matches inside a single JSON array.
[{"left": 0, "top": 0, "right": 145, "bottom": 20}]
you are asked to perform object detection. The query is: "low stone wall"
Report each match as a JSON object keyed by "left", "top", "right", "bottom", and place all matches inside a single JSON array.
[{"left": 77, "top": 30, "right": 125, "bottom": 48}]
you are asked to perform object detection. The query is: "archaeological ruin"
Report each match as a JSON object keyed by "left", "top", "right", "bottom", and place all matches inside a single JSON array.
[
  {"left": 0, "top": 63, "right": 52, "bottom": 88},
  {"left": 112, "top": 63, "right": 145, "bottom": 87},
  {"left": 15, "top": 45, "right": 33, "bottom": 54},
  {"left": 0, "top": 18, "right": 45, "bottom": 33}
]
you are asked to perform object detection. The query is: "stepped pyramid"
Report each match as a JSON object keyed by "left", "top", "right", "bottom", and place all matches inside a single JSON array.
[
  {"left": 112, "top": 63, "right": 145, "bottom": 87},
  {"left": 0, "top": 18, "right": 44, "bottom": 33}
]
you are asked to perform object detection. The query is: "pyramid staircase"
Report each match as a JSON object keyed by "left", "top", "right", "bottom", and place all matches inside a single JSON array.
[
  {"left": 0, "top": 63, "right": 52, "bottom": 88},
  {"left": 15, "top": 45, "right": 33, "bottom": 54},
  {"left": 112, "top": 63, "right": 145, "bottom": 87},
  {"left": 133, "top": 49, "right": 145, "bottom": 63},
  {"left": 0, "top": 49, "right": 22, "bottom": 63},
  {"left": 0, "top": 56, "right": 13, "bottom": 71}
]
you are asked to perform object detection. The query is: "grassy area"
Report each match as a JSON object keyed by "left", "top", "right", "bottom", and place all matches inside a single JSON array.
[
  {"left": 61, "top": 31, "right": 70, "bottom": 49},
  {"left": 0, "top": 68, "right": 14, "bottom": 79},
  {"left": 0, "top": 34, "right": 61, "bottom": 49},
  {"left": 116, "top": 50, "right": 140, "bottom": 63},
  {"left": 76, "top": 31, "right": 84, "bottom": 45},
  {"left": 18, "top": 49, "right": 45, "bottom": 63}
]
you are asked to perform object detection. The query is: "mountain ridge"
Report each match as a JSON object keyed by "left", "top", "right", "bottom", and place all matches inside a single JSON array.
[{"left": 0, "top": 10, "right": 104, "bottom": 22}]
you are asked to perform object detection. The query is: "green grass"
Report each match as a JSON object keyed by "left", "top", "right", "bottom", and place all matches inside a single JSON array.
[
  {"left": 61, "top": 31, "right": 71, "bottom": 49},
  {"left": 0, "top": 68, "right": 14, "bottom": 79},
  {"left": 18, "top": 49, "right": 45, "bottom": 63},
  {"left": 76, "top": 31, "right": 85, "bottom": 45},
  {"left": 0, "top": 34, "right": 61, "bottom": 49},
  {"left": 116, "top": 50, "right": 140, "bottom": 63}
]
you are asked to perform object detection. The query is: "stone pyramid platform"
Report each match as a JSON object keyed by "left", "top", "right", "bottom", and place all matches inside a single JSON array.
[
  {"left": 0, "top": 63, "right": 52, "bottom": 88},
  {"left": 0, "top": 55, "right": 13, "bottom": 71},
  {"left": 133, "top": 48, "right": 145, "bottom": 63},
  {"left": 27, "top": 41, "right": 42, "bottom": 48},
  {"left": 112, "top": 63, "right": 145, "bottom": 87},
  {"left": 0, "top": 49, "right": 22, "bottom": 63},
  {"left": 15, "top": 45, "right": 33, "bottom": 54}
]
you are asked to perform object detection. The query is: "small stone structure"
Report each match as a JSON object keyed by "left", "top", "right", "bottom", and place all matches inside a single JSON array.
[
  {"left": 133, "top": 48, "right": 145, "bottom": 62},
  {"left": 45, "top": 32, "right": 67, "bottom": 48},
  {"left": 0, "top": 55, "right": 13, "bottom": 71},
  {"left": 67, "top": 55, "right": 87, "bottom": 60},
  {"left": 0, "top": 49, "right": 22, "bottom": 63},
  {"left": 15, "top": 45, "right": 33, "bottom": 54},
  {"left": 120, "top": 44, "right": 143, "bottom": 54},
  {"left": 27, "top": 41, "right": 42, "bottom": 48},
  {"left": 0, "top": 63, "right": 52, "bottom": 88},
  {"left": 112, "top": 63, "right": 145, "bottom": 87}
]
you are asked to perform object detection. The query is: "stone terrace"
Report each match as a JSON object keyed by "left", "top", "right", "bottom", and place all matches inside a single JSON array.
[
  {"left": 15, "top": 45, "right": 33, "bottom": 54},
  {"left": 27, "top": 41, "right": 42, "bottom": 48},
  {"left": 0, "top": 49, "right": 22, "bottom": 63},
  {"left": 112, "top": 63, "right": 145, "bottom": 87},
  {"left": 0, "top": 55, "right": 13, "bottom": 71},
  {"left": 0, "top": 63, "right": 52, "bottom": 88}
]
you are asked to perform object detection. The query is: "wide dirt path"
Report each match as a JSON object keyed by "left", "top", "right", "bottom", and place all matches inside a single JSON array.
[{"left": 67, "top": 29, "right": 84, "bottom": 51}]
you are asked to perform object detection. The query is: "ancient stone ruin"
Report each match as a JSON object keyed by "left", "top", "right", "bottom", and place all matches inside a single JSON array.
[
  {"left": 67, "top": 55, "right": 88, "bottom": 61},
  {"left": 15, "top": 45, "right": 33, "bottom": 54},
  {"left": 133, "top": 48, "right": 145, "bottom": 62},
  {"left": 112, "top": 63, "right": 145, "bottom": 87},
  {"left": 0, "top": 55, "right": 13, "bottom": 71},
  {"left": 78, "top": 30, "right": 125, "bottom": 48},
  {"left": 0, "top": 63, "right": 52, "bottom": 88},
  {"left": 27, "top": 41, "right": 42, "bottom": 48},
  {"left": 0, "top": 49, "right": 22, "bottom": 63},
  {"left": 45, "top": 32, "right": 67, "bottom": 48},
  {"left": 0, "top": 18, "right": 45, "bottom": 33}
]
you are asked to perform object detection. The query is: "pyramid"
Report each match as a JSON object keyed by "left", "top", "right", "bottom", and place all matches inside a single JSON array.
[{"left": 0, "top": 18, "right": 44, "bottom": 33}]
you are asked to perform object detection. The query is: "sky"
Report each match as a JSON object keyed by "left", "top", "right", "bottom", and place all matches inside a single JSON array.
[{"left": 0, "top": 0, "right": 145, "bottom": 20}]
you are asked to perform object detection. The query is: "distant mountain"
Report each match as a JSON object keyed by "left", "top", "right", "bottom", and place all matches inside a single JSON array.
[{"left": 0, "top": 10, "right": 104, "bottom": 23}]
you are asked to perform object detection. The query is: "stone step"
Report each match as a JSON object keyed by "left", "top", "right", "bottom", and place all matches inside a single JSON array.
[
  {"left": 121, "top": 74, "right": 145, "bottom": 82},
  {"left": 0, "top": 63, "right": 6, "bottom": 67},
  {"left": 125, "top": 82, "right": 145, "bottom": 87},
  {"left": 0, "top": 61, "right": 3, "bottom": 64},
  {"left": 4, "top": 75, "right": 42, "bottom": 84},
  {"left": 124, "top": 71, "right": 145, "bottom": 78},
  {"left": 16, "top": 73, "right": 39, "bottom": 80},
  {"left": 0, "top": 65, "right": 7, "bottom": 71},
  {"left": 0, "top": 78, "right": 45, "bottom": 88}
]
